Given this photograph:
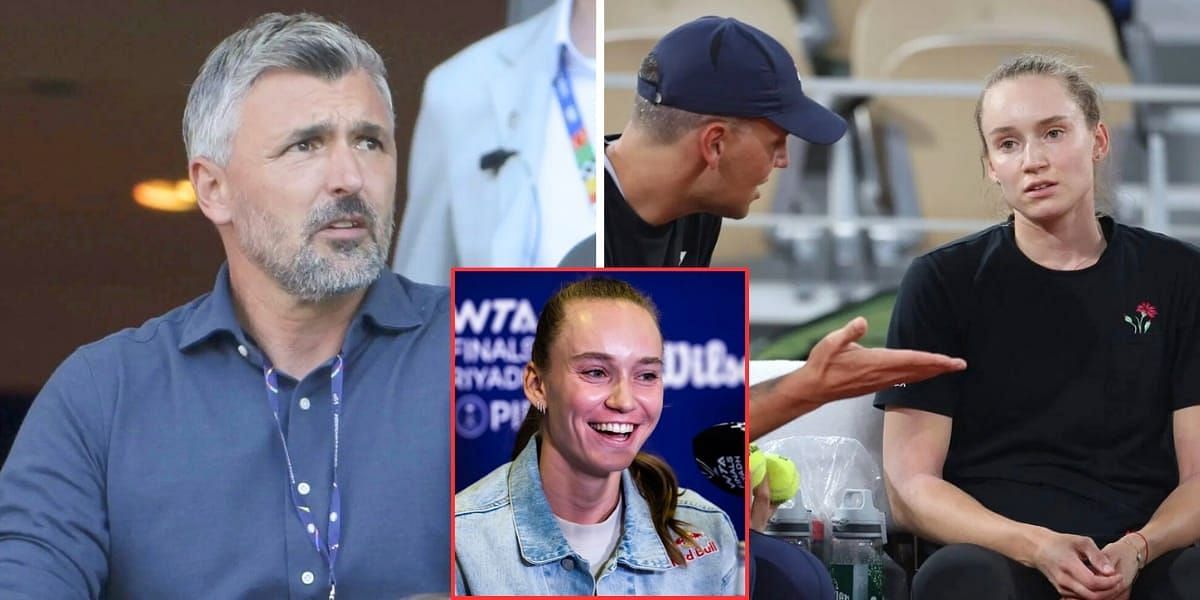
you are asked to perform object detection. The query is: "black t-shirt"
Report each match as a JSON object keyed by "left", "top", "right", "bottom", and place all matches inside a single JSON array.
[
  {"left": 602, "top": 135, "right": 722, "bottom": 267},
  {"left": 875, "top": 216, "right": 1200, "bottom": 544}
]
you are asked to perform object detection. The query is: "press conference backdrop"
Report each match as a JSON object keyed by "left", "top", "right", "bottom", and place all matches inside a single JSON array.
[{"left": 454, "top": 269, "right": 747, "bottom": 536}]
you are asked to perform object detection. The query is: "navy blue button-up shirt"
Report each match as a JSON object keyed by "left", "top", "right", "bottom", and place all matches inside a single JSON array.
[{"left": 0, "top": 266, "right": 450, "bottom": 598}]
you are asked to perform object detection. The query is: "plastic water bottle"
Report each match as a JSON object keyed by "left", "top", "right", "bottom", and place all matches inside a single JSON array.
[
  {"left": 763, "top": 500, "right": 814, "bottom": 552},
  {"left": 828, "top": 489, "right": 885, "bottom": 600}
]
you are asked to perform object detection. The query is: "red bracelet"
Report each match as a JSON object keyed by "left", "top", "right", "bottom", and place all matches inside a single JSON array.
[{"left": 1126, "top": 530, "right": 1150, "bottom": 565}]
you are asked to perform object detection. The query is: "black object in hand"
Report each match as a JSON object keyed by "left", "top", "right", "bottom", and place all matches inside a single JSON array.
[{"left": 692, "top": 421, "right": 747, "bottom": 496}]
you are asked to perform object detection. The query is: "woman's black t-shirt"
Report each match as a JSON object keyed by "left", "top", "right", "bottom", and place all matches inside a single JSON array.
[{"left": 876, "top": 216, "right": 1200, "bottom": 544}]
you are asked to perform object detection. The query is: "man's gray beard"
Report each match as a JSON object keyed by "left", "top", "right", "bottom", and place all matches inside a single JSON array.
[{"left": 238, "top": 197, "right": 394, "bottom": 303}]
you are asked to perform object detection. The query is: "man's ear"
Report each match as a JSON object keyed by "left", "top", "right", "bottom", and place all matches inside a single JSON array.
[
  {"left": 697, "top": 120, "right": 731, "bottom": 170},
  {"left": 191, "top": 157, "right": 232, "bottom": 226}
]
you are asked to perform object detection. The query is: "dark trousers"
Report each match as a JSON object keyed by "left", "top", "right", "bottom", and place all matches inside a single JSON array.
[
  {"left": 749, "top": 531, "right": 835, "bottom": 600},
  {"left": 912, "top": 543, "right": 1200, "bottom": 600}
]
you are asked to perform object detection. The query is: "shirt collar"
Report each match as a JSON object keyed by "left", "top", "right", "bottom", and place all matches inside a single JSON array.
[
  {"left": 354, "top": 269, "right": 427, "bottom": 332},
  {"left": 178, "top": 264, "right": 425, "bottom": 352},
  {"left": 603, "top": 135, "right": 626, "bottom": 199},
  {"left": 178, "top": 263, "right": 250, "bottom": 352},
  {"left": 508, "top": 436, "right": 675, "bottom": 570},
  {"left": 554, "top": 0, "right": 594, "bottom": 77}
]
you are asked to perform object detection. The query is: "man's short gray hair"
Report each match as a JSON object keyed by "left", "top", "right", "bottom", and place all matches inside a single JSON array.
[
  {"left": 632, "top": 53, "right": 711, "bottom": 144},
  {"left": 183, "top": 13, "right": 393, "bottom": 165}
]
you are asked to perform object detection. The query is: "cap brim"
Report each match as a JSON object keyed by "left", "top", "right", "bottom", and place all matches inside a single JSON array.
[{"left": 766, "top": 94, "right": 847, "bottom": 145}]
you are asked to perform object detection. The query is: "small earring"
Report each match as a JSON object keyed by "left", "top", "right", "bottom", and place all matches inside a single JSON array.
[{"left": 531, "top": 400, "right": 545, "bottom": 414}]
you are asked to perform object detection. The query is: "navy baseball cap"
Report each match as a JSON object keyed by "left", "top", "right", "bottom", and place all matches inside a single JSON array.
[{"left": 636, "top": 16, "right": 847, "bottom": 145}]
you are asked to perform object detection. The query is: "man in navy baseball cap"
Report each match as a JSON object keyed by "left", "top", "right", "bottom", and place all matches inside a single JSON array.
[{"left": 605, "top": 16, "right": 846, "bottom": 267}]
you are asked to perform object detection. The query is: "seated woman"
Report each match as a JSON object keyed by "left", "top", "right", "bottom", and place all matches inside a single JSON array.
[
  {"left": 454, "top": 277, "right": 740, "bottom": 595},
  {"left": 879, "top": 54, "right": 1200, "bottom": 600}
]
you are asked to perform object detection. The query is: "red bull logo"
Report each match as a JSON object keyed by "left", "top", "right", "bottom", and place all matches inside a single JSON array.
[{"left": 672, "top": 531, "right": 719, "bottom": 564}]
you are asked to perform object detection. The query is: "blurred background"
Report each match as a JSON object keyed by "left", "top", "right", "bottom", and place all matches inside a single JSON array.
[{"left": 0, "top": 1, "right": 571, "bottom": 460}]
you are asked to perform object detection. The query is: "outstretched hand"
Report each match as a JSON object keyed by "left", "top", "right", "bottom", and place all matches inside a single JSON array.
[
  {"left": 788, "top": 316, "right": 966, "bottom": 404},
  {"left": 750, "top": 317, "right": 966, "bottom": 439}
]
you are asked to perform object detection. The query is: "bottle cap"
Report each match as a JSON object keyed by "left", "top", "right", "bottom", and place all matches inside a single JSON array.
[
  {"left": 831, "top": 489, "right": 886, "bottom": 542},
  {"left": 765, "top": 501, "right": 813, "bottom": 537}
]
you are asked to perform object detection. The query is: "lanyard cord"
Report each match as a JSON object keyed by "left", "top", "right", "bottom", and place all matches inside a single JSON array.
[
  {"left": 263, "top": 354, "right": 344, "bottom": 598},
  {"left": 552, "top": 44, "right": 596, "bottom": 204}
]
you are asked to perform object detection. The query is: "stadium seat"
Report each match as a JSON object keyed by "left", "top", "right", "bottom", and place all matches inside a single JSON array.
[
  {"left": 851, "top": 0, "right": 1132, "bottom": 249},
  {"left": 824, "top": 0, "right": 868, "bottom": 64}
]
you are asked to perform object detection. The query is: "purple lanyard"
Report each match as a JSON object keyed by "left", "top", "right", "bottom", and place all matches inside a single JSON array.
[
  {"left": 263, "top": 354, "right": 344, "bottom": 600},
  {"left": 552, "top": 44, "right": 596, "bottom": 204}
]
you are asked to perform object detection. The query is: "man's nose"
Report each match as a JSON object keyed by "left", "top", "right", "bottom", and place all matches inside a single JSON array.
[{"left": 326, "top": 140, "right": 365, "bottom": 197}]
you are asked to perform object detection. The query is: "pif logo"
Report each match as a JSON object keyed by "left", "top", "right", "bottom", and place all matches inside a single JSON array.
[
  {"left": 455, "top": 395, "right": 530, "bottom": 440},
  {"left": 455, "top": 395, "right": 489, "bottom": 439}
]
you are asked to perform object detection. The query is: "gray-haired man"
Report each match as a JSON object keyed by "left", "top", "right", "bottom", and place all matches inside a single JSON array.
[{"left": 0, "top": 14, "right": 448, "bottom": 598}]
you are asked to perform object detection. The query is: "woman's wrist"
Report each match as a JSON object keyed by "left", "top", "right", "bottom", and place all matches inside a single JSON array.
[
  {"left": 1013, "top": 523, "right": 1053, "bottom": 567},
  {"left": 1121, "top": 531, "right": 1148, "bottom": 570}
]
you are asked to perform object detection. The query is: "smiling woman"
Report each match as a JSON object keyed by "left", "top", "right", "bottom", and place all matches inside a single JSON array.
[{"left": 453, "top": 276, "right": 741, "bottom": 596}]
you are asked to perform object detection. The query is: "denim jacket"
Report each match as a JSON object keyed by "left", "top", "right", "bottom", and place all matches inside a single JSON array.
[{"left": 454, "top": 438, "right": 740, "bottom": 595}]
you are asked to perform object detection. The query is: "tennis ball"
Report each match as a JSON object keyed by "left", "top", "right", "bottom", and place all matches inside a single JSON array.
[
  {"left": 764, "top": 454, "right": 800, "bottom": 503},
  {"left": 749, "top": 445, "right": 766, "bottom": 490}
]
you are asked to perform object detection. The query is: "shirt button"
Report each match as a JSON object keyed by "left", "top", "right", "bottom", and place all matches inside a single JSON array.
[
  {"left": 307, "top": 523, "right": 316, "bottom": 534},
  {"left": 297, "top": 482, "right": 311, "bottom": 495},
  {"left": 299, "top": 397, "right": 311, "bottom": 410},
  {"left": 301, "top": 571, "right": 315, "bottom": 585},
  {"left": 237, "top": 345, "right": 248, "bottom": 357},
  {"left": 560, "top": 557, "right": 575, "bottom": 571},
  {"left": 330, "top": 511, "right": 338, "bottom": 523}
]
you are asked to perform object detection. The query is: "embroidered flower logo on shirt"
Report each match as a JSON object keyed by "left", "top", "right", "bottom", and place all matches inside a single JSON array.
[{"left": 1124, "top": 301, "right": 1158, "bottom": 334}]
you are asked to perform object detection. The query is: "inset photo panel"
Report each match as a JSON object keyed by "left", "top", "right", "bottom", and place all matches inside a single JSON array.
[{"left": 451, "top": 268, "right": 749, "bottom": 596}]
